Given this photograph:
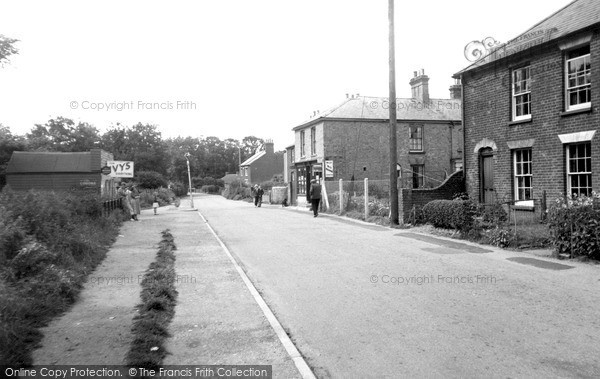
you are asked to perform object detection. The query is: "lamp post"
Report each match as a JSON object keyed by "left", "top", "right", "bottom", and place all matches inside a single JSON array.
[{"left": 184, "top": 152, "right": 195, "bottom": 209}]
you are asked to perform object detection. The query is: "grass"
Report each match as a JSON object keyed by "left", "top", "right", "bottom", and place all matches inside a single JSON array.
[
  {"left": 126, "top": 230, "right": 178, "bottom": 369},
  {"left": 0, "top": 188, "right": 125, "bottom": 366}
]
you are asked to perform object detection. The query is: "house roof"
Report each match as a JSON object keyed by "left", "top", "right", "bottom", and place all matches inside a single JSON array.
[
  {"left": 292, "top": 95, "right": 461, "bottom": 131},
  {"left": 6, "top": 151, "right": 93, "bottom": 173},
  {"left": 456, "top": 0, "right": 600, "bottom": 75},
  {"left": 240, "top": 150, "right": 266, "bottom": 166}
]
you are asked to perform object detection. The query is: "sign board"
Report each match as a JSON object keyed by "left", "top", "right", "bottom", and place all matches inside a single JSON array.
[
  {"left": 325, "top": 160, "right": 334, "bottom": 177},
  {"left": 107, "top": 161, "right": 134, "bottom": 178},
  {"left": 79, "top": 179, "right": 97, "bottom": 188},
  {"left": 101, "top": 166, "right": 112, "bottom": 175}
]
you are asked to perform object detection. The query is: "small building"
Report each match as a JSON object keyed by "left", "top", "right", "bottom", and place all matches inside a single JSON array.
[
  {"left": 239, "top": 140, "right": 284, "bottom": 185},
  {"left": 289, "top": 70, "right": 463, "bottom": 205},
  {"left": 5, "top": 149, "right": 117, "bottom": 196},
  {"left": 455, "top": 0, "right": 600, "bottom": 207}
]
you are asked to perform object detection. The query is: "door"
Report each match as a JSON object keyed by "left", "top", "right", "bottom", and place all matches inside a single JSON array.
[{"left": 480, "top": 149, "right": 495, "bottom": 203}]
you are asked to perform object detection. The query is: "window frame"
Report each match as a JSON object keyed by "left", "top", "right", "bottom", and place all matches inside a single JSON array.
[
  {"left": 310, "top": 126, "right": 316, "bottom": 156},
  {"left": 513, "top": 148, "right": 533, "bottom": 203},
  {"left": 512, "top": 65, "right": 532, "bottom": 121},
  {"left": 300, "top": 130, "right": 306, "bottom": 157},
  {"left": 409, "top": 124, "right": 423, "bottom": 152},
  {"left": 566, "top": 142, "right": 592, "bottom": 197},
  {"left": 565, "top": 46, "right": 591, "bottom": 111}
]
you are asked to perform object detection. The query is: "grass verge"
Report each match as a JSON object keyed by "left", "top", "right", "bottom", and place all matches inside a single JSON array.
[{"left": 126, "top": 229, "right": 178, "bottom": 369}]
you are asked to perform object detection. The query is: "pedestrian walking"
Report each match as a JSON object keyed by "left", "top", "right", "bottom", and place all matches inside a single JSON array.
[
  {"left": 152, "top": 191, "right": 159, "bottom": 215},
  {"left": 253, "top": 184, "right": 264, "bottom": 207},
  {"left": 309, "top": 179, "right": 321, "bottom": 217}
]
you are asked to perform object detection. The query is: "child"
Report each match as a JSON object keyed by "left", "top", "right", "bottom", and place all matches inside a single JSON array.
[{"left": 152, "top": 191, "right": 159, "bottom": 215}]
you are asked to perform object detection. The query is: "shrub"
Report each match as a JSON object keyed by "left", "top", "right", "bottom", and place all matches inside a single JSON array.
[
  {"left": 0, "top": 188, "right": 122, "bottom": 365},
  {"left": 200, "top": 185, "right": 221, "bottom": 194},
  {"left": 139, "top": 188, "right": 175, "bottom": 208},
  {"left": 423, "top": 199, "right": 478, "bottom": 233},
  {"left": 222, "top": 180, "right": 252, "bottom": 200},
  {"left": 479, "top": 202, "right": 508, "bottom": 224},
  {"left": 136, "top": 171, "right": 168, "bottom": 189},
  {"left": 547, "top": 193, "right": 600, "bottom": 259},
  {"left": 168, "top": 181, "right": 186, "bottom": 197}
]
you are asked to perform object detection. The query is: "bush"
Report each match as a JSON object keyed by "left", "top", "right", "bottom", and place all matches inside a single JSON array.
[
  {"left": 168, "top": 181, "right": 186, "bottom": 197},
  {"left": 200, "top": 185, "right": 221, "bottom": 194},
  {"left": 423, "top": 199, "right": 478, "bottom": 233},
  {"left": 548, "top": 193, "right": 600, "bottom": 259},
  {"left": 139, "top": 188, "right": 175, "bottom": 208},
  {"left": 222, "top": 180, "right": 252, "bottom": 200},
  {"left": 136, "top": 171, "right": 168, "bottom": 189},
  {"left": 479, "top": 202, "right": 508, "bottom": 224},
  {"left": 0, "top": 188, "right": 122, "bottom": 365},
  {"left": 192, "top": 177, "right": 225, "bottom": 189}
]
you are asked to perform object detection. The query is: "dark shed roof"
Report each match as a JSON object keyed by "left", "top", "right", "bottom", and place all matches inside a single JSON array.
[{"left": 6, "top": 151, "right": 93, "bottom": 173}]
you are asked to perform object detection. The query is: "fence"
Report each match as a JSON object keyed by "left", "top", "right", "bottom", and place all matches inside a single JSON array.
[
  {"left": 323, "top": 178, "right": 392, "bottom": 220},
  {"left": 101, "top": 197, "right": 122, "bottom": 217}
]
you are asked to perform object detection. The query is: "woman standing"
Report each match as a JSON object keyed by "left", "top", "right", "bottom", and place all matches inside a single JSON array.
[{"left": 131, "top": 185, "right": 141, "bottom": 216}]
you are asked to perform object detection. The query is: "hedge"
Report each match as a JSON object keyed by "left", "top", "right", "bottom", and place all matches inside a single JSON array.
[
  {"left": 548, "top": 194, "right": 600, "bottom": 259},
  {"left": 422, "top": 199, "right": 477, "bottom": 233}
]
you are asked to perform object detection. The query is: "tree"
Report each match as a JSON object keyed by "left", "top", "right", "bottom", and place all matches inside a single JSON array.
[
  {"left": 101, "top": 123, "right": 168, "bottom": 174},
  {"left": 0, "top": 35, "right": 19, "bottom": 66},
  {"left": 26, "top": 117, "right": 101, "bottom": 152},
  {"left": 0, "top": 125, "right": 26, "bottom": 187}
]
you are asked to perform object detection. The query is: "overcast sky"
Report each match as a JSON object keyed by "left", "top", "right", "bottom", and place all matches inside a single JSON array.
[{"left": 0, "top": 0, "right": 573, "bottom": 150}]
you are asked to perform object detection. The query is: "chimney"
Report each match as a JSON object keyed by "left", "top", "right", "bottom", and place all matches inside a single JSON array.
[
  {"left": 265, "top": 139, "right": 274, "bottom": 154},
  {"left": 449, "top": 78, "right": 461, "bottom": 100},
  {"left": 409, "top": 69, "right": 430, "bottom": 102}
]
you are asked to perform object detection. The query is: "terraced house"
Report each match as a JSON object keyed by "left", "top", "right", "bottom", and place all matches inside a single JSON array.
[
  {"left": 456, "top": 0, "right": 600, "bottom": 209},
  {"left": 288, "top": 71, "right": 463, "bottom": 206}
]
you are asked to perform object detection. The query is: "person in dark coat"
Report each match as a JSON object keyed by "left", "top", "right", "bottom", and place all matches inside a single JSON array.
[
  {"left": 253, "top": 184, "right": 264, "bottom": 207},
  {"left": 309, "top": 179, "right": 322, "bottom": 217}
]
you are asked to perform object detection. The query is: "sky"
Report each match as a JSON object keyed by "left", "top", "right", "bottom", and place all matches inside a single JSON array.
[{"left": 0, "top": 0, "right": 574, "bottom": 151}]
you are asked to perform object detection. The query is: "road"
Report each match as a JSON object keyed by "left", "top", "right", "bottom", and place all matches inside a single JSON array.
[{"left": 197, "top": 194, "right": 600, "bottom": 378}]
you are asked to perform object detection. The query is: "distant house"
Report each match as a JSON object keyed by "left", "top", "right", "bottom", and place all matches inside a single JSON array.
[
  {"left": 5, "top": 149, "right": 117, "bottom": 195},
  {"left": 239, "top": 140, "right": 283, "bottom": 184},
  {"left": 289, "top": 70, "right": 463, "bottom": 205},
  {"left": 455, "top": 0, "right": 600, "bottom": 207}
]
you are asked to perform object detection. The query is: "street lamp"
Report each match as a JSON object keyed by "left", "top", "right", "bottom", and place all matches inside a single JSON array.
[{"left": 184, "top": 152, "right": 195, "bottom": 209}]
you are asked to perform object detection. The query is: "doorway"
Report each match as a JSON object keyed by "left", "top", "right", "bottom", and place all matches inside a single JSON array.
[{"left": 480, "top": 148, "right": 495, "bottom": 203}]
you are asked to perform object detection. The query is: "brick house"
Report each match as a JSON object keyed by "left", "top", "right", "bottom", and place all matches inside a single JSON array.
[
  {"left": 5, "top": 149, "right": 117, "bottom": 195},
  {"left": 239, "top": 140, "right": 283, "bottom": 185},
  {"left": 289, "top": 71, "right": 463, "bottom": 205},
  {"left": 455, "top": 0, "right": 600, "bottom": 208}
]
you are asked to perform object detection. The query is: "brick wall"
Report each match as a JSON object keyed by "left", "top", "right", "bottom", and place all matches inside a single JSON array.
[
  {"left": 322, "top": 119, "right": 460, "bottom": 185},
  {"left": 399, "top": 170, "right": 465, "bottom": 222},
  {"left": 462, "top": 29, "right": 600, "bottom": 203}
]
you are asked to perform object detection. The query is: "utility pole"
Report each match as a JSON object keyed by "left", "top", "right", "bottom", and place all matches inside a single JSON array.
[{"left": 388, "top": 0, "right": 399, "bottom": 225}]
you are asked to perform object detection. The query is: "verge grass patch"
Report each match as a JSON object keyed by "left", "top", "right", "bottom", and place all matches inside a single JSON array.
[{"left": 126, "top": 230, "right": 178, "bottom": 369}]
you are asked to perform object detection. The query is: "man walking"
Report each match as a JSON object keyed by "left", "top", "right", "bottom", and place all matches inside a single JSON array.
[{"left": 309, "top": 179, "right": 321, "bottom": 217}]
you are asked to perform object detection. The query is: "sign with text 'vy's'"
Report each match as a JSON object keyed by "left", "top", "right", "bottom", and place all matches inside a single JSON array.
[{"left": 107, "top": 161, "right": 134, "bottom": 178}]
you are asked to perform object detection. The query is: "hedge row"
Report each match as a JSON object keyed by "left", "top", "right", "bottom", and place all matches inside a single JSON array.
[{"left": 422, "top": 199, "right": 477, "bottom": 233}]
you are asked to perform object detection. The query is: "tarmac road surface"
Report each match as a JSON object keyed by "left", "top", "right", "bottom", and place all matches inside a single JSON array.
[{"left": 197, "top": 194, "right": 600, "bottom": 378}]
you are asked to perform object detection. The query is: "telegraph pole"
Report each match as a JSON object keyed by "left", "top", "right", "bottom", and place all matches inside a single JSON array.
[{"left": 388, "top": 0, "right": 399, "bottom": 225}]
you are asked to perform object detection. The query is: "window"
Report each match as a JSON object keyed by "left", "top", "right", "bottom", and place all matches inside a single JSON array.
[
  {"left": 513, "top": 149, "right": 532, "bottom": 201},
  {"left": 411, "top": 165, "right": 424, "bottom": 188},
  {"left": 310, "top": 127, "right": 316, "bottom": 155},
  {"left": 300, "top": 130, "right": 305, "bottom": 157},
  {"left": 512, "top": 66, "right": 531, "bottom": 121},
  {"left": 409, "top": 125, "right": 423, "bottom": 151},
  {"left": 565, "top": 46, "right": 591, "bottom": 111},
  {"left": 290, "top": 148, "right": 295, "bottom": 163},
  {"left": 567, "top": 143, "right": 592, "bottom": 196}
]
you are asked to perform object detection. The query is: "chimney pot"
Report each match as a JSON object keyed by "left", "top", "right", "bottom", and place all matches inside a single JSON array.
[
  {"left": 346, "top": 93, "right": 349, "bottom": 98},
  {"left": 414, "top": 71, "right": 417, "bottom": 77}
]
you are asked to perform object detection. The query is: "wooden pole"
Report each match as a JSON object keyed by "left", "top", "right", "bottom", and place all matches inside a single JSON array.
[{"left": 388, "top": 0, "right": 399, "bottom": 225}]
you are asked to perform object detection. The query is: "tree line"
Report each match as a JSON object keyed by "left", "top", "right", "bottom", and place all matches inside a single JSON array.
[{"left": 0, "top": 118, "right": 270, "bottom": 188}]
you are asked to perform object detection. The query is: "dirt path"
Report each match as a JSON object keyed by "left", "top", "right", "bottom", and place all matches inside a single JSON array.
[{"left": 32, "top": 207, "right": 177, "bottom": 364}]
